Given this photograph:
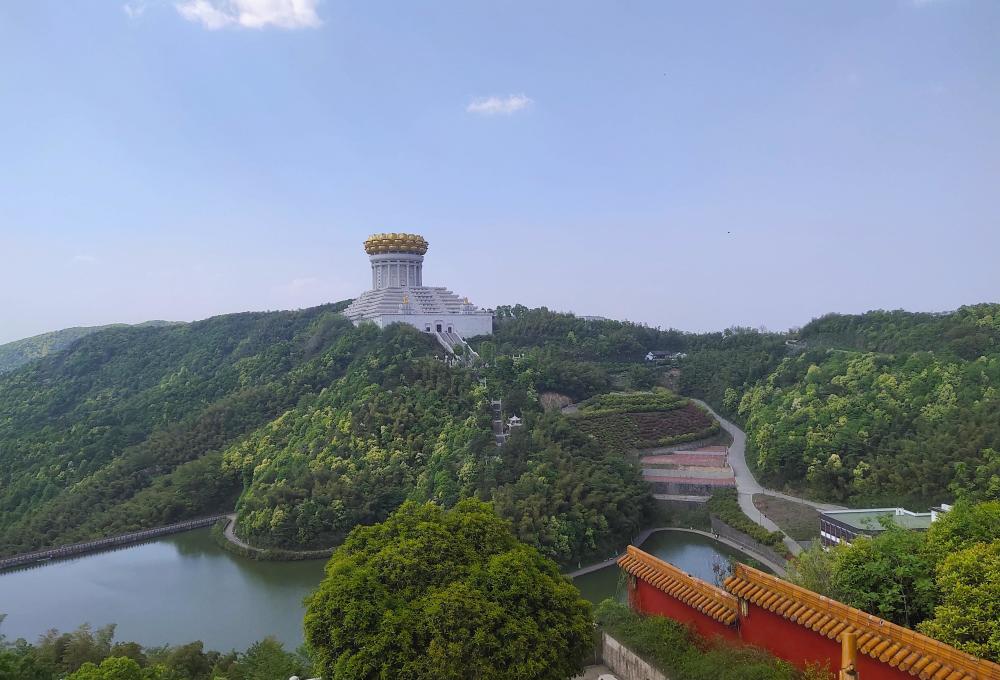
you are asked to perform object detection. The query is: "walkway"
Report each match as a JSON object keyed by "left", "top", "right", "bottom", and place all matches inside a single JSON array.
[
  {"left": 690, "top": 399, "right": 845, "bottom": 556},
  {"left": 564, "top": 527, "right": 787, "bottom": 578},
  {"left": 0, "top": 514, "right": 227, "bottom": 571},
  {"left": 223, "top": 513, "right": 254, "bottom": 550},
  {"left": 220, "top": 514, "right": 332, "bottom": 560}
]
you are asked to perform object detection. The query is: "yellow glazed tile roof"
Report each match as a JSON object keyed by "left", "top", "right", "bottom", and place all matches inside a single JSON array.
[
  {"left": 617, "top": 545, "right": 738, "bottom": 626},
  {"left": 723, "top": 563, "right": 1000, "bottom": 680}
]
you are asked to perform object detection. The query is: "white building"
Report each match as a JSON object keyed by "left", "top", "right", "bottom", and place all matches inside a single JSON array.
[{"left": 343, "top": 233, "right": 493, "bottom": 353}]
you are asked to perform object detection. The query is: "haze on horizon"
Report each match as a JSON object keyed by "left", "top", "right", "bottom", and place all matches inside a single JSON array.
[{"left": 2, "top": 0, "right": 998, "bottom": 345}]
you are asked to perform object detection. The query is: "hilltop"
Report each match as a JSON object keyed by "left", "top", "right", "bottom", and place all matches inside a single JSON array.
[
  {"left": 0, "top": 321, "right": 178, "bottom": 375},
  {"left": 1, "top": 300, "right": 998, "bottom": 563},
  {"left": 0, "top": 302, "right": 651, "bottom": 565}
]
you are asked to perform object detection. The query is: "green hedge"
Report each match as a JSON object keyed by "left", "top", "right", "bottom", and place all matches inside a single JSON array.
[
  {"left": 706, "top": 490, "right": 789, "bottom": 554},
  {"left": 595, "top": 600, "right": 831, "bottom": 680},
  {"left": 578, "top": 388, "right": 687, "bottom": 415},
  {"left": 658, "top": 421, "right": 721, "bottom": 447}
]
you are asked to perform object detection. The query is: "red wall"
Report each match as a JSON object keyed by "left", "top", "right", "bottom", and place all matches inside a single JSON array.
[
  {"left": 631, "top": 578, "right": 740, "bottom": 643},
  {"left": 631, "top": 579, "right": 914, "bottom": 680},
  {"left": 739, "top": 603, "right": 912, "bottom": 680}
]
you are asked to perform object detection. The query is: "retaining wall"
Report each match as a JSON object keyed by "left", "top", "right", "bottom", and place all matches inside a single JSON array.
[
  {"left": 709, "top": 516, "right": 787, "bottom": 568},
  {"left": 601, "top": 633, "right": 670, "bottom": 680}
]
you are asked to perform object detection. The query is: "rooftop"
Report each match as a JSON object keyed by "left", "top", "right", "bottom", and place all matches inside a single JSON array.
[
  {"left": 821, "top": 508, "right": 934, "bottom": 531},
  {"left": 725, "top": 563, "right": 1000, "bottom": 680}
]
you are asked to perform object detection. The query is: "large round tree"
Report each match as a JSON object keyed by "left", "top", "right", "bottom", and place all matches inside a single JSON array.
[{"left": 304, "top": 499, "right": 593, "bottom": 680}]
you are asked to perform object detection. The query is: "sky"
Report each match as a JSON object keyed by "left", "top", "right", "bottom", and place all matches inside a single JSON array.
[{"left": 1, "top": 0, "right": 999, "bottom": 344}]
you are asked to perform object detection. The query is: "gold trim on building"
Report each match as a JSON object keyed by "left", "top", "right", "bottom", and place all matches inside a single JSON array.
[{"left": 363, "top": 233, "right": 429, "bottom": 255}]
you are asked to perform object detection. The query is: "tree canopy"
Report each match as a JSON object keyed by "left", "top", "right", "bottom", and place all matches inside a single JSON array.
[
  {"left": 787, "top": 500, "right": 1000, "bottom": 661},
  {"left": 303, "top": 499, "right": 593, "bottom": 680}
]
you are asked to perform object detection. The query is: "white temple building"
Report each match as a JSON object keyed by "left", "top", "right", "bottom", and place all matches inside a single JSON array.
[{"left": 343, "top": 233, "right": 493, "bottom": 354}]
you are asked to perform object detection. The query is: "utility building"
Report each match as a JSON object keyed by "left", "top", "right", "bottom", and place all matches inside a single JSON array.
[{"left": 343, "top": 233, "right": 493, "bottom": 354}]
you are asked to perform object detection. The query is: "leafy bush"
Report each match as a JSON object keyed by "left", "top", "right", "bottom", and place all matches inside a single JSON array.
[
  {"left": 574, "top": 403, "right": 717, "bottom": 454},
  {"left": 578, "top": 388, "right": 687, "bottom": 415},
  {"left": 0, "top": 619, "right": 311, "bottom": 680},
  {"left": 594, "top": 600, "right": 825, "bottom": 680},
  {"left": 304, "top": 500, "right": 593, "bottom": 680},
  {"left": 707, "top": 489, "right": 788, "bottom": 553}
]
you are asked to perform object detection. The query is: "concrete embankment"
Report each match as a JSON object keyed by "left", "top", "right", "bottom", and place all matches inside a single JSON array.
[
  {"left": 0, "top": 515, "right": 227, "bottom": 571},
  {"left": 564, "top": 527, "right": 787, "bottom": 579}
]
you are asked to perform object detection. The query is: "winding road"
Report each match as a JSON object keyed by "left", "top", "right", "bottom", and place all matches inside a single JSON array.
[{"left": 691, "top": 399, "right": 845, "bottom": 556}]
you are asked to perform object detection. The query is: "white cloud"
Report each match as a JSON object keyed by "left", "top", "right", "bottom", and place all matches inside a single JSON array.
[
  {"left": 123, "top": 1, "right": 149, "bottom": 18},
  {"left": 73, "top": 254, "right": 98, "bottom": 264},
  {"left": 174, "top": 0, "right": 321, "bottom": 30},
  {"left": 466, "top": 94, "right": 533, "bottom": 116}
]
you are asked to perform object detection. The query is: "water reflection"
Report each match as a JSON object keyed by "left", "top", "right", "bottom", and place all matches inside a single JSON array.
[
  {"left": 0, "top": 527, "right": 766, "bottom": 651},
  {"left": 0, "top": 529, "right": 326, "bottom": 651},
  {"left": 572, "top": 530, "right": 770, "bottom": 604}
]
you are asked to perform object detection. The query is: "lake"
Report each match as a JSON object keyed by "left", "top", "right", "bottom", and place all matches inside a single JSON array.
[
  {"left": 0, "top": 529, "right": 326, "bottom": 652},
  {"left": 571, "top": 530, "right": 770, "bottom": 604},
  {"left": 0, "top": 528, "right": 763, "bottom": 652}
]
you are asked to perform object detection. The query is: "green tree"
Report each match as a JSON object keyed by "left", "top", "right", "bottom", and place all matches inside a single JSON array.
[
  {"left": 66, "top": 656, "right": 141, "bottom": 680},
  {"left": 918, "top": 540, "right": 1000, "bottom": 662},
  {"left": 304, "top": 499, "right": 593, "bottom": 680},
  {"left": 830, "top": 525, "right": 937, "bottom": 627},
  {"left": 235, "top": 638, "right": 309, "bottom": 680},
  {"left": 925, "top": 500, "right": 1000, "bottom": 563},
  {"left": 786, "top": 543, "right": 837, "bottom": 596}
]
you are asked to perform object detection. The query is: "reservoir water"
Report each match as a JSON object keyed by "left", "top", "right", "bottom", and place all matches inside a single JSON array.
[
  {"left": 571, "top": 530, "right": 769, "bottom": 604},
  {"left": 0, "top": 528, "right": 764, "bottom": 652},
  {"left": 0, "top": 529, "right": 326, "bottom": 652}
]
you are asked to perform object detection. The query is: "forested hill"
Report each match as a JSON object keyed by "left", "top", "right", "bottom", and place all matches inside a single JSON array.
[
  {"left": 0, "top": 302, "right": 358, "bottom": 554},
  {"left": 479, "top": 303, "right": 1000, "bottom": 508},
  {"left": 738, "top": 304, "right": 1000, "bottom": 507},
  {"left": 0, "top": 321, "right": 177, "bottom": 374},
  {"left": 797, "top": 307, "right": 999, "bottom": 358},
  {"left": 0, "top": 302, "right": 651, "bottom": 565}
]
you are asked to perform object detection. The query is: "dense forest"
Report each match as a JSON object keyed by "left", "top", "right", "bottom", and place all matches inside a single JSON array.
[
  {"left": 0, "top": 303, "right": 362, "bottom": 554},
  {"left": 0, "top": 321, "right": 176, "bottom": 375},
  {"left": 739, "top": 305, "right": 1000, "bottom": 505},
  {"left": 228, "top": 332, "right": 653, "bottom": 564},
  {"left": 0, "top": 303, "right": 651, "bottom": 566},
  {"left": 3, "top": 300, "right": 999, "bottom": 563},
  {"left": 482, "top": 304, "right": 1000, "bottom": 507}
]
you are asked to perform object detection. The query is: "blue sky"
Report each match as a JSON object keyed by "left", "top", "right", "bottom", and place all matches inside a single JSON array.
[{"left": 1, "top": 1, "right": 998, "bottom": 344}]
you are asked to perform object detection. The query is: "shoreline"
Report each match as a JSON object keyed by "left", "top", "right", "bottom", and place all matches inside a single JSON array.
[
  {"left": 564, "top": 526, "right": 787, "bottom": 579},
  {"left": 212, "top": 514, "right": 333, "bottom": 562}
]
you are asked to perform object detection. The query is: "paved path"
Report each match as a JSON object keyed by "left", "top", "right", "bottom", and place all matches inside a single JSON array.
[
  {"left": 691, "top": 400, "right": 846, "bottom": 556},
  {"left": 564, "top": 526, "right": 787, "bottom": 578},
  {"left": 223, "top": 513, "right": 255, "bottom": 550}
]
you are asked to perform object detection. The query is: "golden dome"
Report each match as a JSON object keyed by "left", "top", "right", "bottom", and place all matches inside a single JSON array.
[{"left": 364, "top": 233, "right": 429, "bottom": 255}]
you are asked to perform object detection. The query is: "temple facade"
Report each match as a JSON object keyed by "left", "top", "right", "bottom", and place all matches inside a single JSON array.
[{"left": 343, "top": 233, "right": 493, "bottom": 350}]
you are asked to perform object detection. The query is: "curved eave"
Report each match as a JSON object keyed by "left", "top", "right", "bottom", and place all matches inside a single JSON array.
[
  {"left": 618, "top": 546, "right": 738, "bottom": 626},
  {"left": 724, "top": 564, "right": 1000, "bottom": 680}
]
